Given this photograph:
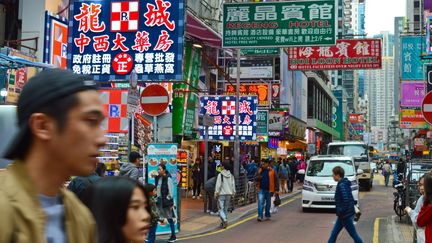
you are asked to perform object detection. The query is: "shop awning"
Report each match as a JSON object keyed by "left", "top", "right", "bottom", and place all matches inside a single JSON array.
[
  {"left": 0, "top": 53, "right": 54, "bottom": 70},
  {"left": 186, "top": 12, "right": 222, "bottom": 48}
]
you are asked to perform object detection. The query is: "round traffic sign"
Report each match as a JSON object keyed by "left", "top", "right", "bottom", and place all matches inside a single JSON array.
[
  {"left": 140, "top": 84, "right": 169, "bottom": 116},
  {"left": 422, "top": 91, "right": 432, "bottom": 125}
]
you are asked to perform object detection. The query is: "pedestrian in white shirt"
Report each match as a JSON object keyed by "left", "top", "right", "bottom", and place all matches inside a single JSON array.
[
  {"left": 405, "top": 175, "right": 425, "bottom": 243},
  {"left": 215, "top": 162, "right": 236, "bottom": 229}
]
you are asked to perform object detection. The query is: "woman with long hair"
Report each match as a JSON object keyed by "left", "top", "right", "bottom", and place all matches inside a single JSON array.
[
  {"left": 417, "top": 172, "right": 432, "bottom": 242},
  {"left": 157, "top": 164, "right": 177, "bottom": 242},
  {"left": 86, "top": 177, "right": 152, "bottom": 243}
]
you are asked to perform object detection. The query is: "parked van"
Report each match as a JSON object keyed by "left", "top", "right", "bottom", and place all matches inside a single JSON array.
[{"left": 302, "top": 155, "right": 361, "bottom": 211}]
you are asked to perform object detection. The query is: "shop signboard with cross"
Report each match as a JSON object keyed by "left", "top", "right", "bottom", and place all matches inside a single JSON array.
[{"left": 67, "top": 0, "right": 184, "bottom": 81}]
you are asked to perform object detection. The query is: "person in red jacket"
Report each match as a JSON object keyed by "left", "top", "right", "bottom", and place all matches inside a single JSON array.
[{"left": 417, "top": 173, "right": 432, "bottom": 242}]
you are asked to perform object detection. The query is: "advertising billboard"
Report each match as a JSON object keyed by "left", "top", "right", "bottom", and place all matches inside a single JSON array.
[
  {"left": 225, "top": 83, "right": 269, "bottom": 106},
  {"left": 400, "top": 108, "right": 429, "bottom": 129},
  {"left": 401, "top": 36, "right": 425, "bottom": 80},
  {"left": 199, "top": 96, "right": 258, "bottom": 141},
  {"left": 288, "top": 39, "right": 382, "bottom": 70},
  {"left": 100, "top": 89, "right": 129, "bottom": 133},
  {"left": 44, "top": 12, "right": 68, "bottom": 69},
  {"left": 68, "top": 0, "right": 184, "bottom": 81},
  {"left": 222, "top": 0, "right": 337, "bottom": 48},
  {"left": 348, "top": 114, "right": 365, "bottom": 124},
  {"left": 400, "top": 81, "right": 425, "bottom": 107}
]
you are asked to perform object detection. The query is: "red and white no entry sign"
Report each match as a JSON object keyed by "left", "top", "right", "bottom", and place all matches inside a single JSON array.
[
  {"left": 140, "top": 84, "right": 169, "bottom": 116},
  {"left": 422, "top": 91, "right": 432, "bottom": 125}
]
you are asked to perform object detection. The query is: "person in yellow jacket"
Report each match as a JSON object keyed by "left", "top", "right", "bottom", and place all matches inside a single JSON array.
[
  {"left": 0, "top": 69, "right": 107, "bottom": 243},
  {"left": 255, "top": 159, "right": 279, "bottom": 221}
]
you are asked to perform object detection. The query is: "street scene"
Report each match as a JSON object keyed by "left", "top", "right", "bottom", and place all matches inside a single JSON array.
[{"left": 0, "top": 0, "right": 432, "bottom": 243}]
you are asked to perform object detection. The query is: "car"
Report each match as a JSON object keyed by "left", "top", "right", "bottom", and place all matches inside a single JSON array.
[{"left": 302, "top": 155, "right": 361, "bottom": 211}]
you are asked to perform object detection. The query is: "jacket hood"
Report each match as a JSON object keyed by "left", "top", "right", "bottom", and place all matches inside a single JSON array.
[
  {"left": 120, "top": 162, "right": 137, "bottom": 173},
  {"left": 221, "top": 170, "right": 232, "bottom": 178}
]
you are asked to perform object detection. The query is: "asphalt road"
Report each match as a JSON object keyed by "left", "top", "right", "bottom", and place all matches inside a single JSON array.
[{"left": 180, "top": 175, "right": 398, "bottom": 243}]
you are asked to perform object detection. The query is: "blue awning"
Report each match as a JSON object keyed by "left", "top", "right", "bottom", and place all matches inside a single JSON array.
[{"left": 0, "top": 53, "right": 54, "bottom": 69}]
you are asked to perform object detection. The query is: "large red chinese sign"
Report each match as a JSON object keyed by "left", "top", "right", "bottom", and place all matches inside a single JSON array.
[
  {"left": 288, "top": 39, "right": 382, "bottom": 70},
  {"left": 68, "top": 0, "right": 184, "bottom": 81},
  {"left": 225, "top": 83, "right": 268, "bottom": 106}
]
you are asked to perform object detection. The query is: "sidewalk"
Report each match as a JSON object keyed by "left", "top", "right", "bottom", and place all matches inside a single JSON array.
[
  {"left": 382, "top": 216, "right": 414, "bottom": 243},
  {"left": 162, "top": 183, "right": 303, "bottom": 240}
]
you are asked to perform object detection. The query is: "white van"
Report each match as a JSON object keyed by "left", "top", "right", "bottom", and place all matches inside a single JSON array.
[{"left": 302, "top": 155, "right": 360, "bottom": 210}]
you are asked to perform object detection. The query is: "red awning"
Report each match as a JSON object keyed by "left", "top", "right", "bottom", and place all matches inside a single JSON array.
[{"left": 186, "top": 12, "right": 222, "bottom": 48}]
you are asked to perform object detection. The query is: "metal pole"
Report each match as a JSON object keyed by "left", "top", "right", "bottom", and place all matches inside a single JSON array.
[
  {"left": 153, "top": 116, "right": 157, "bottom": 142},
  {"left": 204, "top": 125, "right": 209, "bottom": 212},
  {"left": 234, "top": 49, "right": 241, "bottom": 178}
]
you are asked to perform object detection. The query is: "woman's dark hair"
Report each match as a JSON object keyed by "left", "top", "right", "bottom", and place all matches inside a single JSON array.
[
  {"left": 86, "top": 177, "right": 152, "bottom": 243},
  {"left": 95, "top": 162, "right": 107, "bottom": 177},
  {"left": 222, "top": 162, "right": 232, "bottom": 171},
  {"left": 143, "top": 184, "right": 156, "bottom": 194},
  {"left": 423, "top": 173, "right": 432, "bottom": 205},
  {"left": 159, "top": 164, "right": 167, "bottom": 172}
]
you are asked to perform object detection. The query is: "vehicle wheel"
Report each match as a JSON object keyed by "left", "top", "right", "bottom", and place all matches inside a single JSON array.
[{"left": 302, "top": 207, "right": 310, "bottom": 212}]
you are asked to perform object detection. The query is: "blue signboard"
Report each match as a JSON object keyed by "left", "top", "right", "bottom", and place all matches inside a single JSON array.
[
  {"left": 199, "top": 96, "right": 258, "bottom": 141},
  {"left": 147, "top": 143, "right": 179, "bottom": 234},
  {"left": 68, "top": 0, "right": 184, "bottom": 81},
  {"left": 401, "top": 36, "right": 424, "bottom": 80}
]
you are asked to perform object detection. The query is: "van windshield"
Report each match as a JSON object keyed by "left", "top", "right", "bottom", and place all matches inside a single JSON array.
[
  {"left": 307, "top": 160, "right": 355, "bottom": 177},
  {"left": 328, "top": 145, "right": 367, "bottom": 157}
]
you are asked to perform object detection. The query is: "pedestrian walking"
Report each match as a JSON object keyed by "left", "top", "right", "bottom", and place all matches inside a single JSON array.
[
  {"left": 405, "top": 175, "right": 425, "bottom": 243},
  {"left": 191, "top": 158, "right": 203, "bottom": 199},
  {"left": 204, "top": 175, "right": 219, "bottom": 215},
  {"left": 297, "top": 159, "right": 307, "bottom": 183},
  {"left": 328, "top": 166, "right": 363, "bottom": 243},
  {"left": 278, "top": 162, "right": 289, "bottom": 194},
  {"left": 0, "top": 69, "right": 105, "bottom": 243},
  {"left": 255, "top": 159, "right": 279, "bottom": 221},
  {"left": 119, "top": 151, "right": 142, "bottom": 180},
  {"left": 288, "top": 157, "right": 298, "bottom": 192},
  {"left": 85, "top": 177, "right": 152, "bottom": 243},
  {"left": 382, "top": 160, "right": 393, "bottom": 187},
  {"left": 143, "top": 184, "right": 160, "bottom": 243},
  {"left": 417, "top": 173, "right": 432, "bottom": 242},
  {"left": 215, "top": 162, "right": 236, "bottom": 228},
  {"left": 156, "top": 164, "right": 177, "bottom": 242},
  {"left": 68, "top": 162, "right": 105, "bottom": 202}
]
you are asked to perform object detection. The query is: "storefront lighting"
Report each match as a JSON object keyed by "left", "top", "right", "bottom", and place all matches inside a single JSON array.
[
  {"left": 0, "top": 88, "right": 7, "bottom": 97},
  {"left": 193, "top": 44, "right": 203, "bottom": 48}
]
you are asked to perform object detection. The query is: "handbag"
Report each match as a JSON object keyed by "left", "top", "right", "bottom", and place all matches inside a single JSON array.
[
  {"left": 354, "top": 205, "right": 361, "bottom": 222},
  {"left": 162, "top": 197, "right": 174, "bottom": 208},
  {"left": 273, "top": 194, "right": 281, "bottom": 206}
]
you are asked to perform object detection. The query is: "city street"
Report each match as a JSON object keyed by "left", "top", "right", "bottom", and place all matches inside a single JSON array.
[{"left": 177, "top": 176, "right": 405, "bottom": 243}]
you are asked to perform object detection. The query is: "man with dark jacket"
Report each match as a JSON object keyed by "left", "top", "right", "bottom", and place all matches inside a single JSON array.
[
  {"left": 328, "top": 166, "right": 363, "bottom": 243},
  {"left": 287, "top": 157, "right": 297, "bottom": 192},
  {"left": 256, "top": 159, "right": 279, "bottom": 221},
  {"left": 204, "top": 176, "right": 219, "bottom": 214},
  {"left": 119, "top": 152, "right": 142, "bottom": 180}
]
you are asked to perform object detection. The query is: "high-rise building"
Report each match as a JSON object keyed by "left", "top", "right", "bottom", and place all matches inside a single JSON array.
[
  {"left": 406, "top": 0, "right": 423, "bottom": 32},
  {"left": 365, "top": 32, "right": 395, "bottom": 129}
]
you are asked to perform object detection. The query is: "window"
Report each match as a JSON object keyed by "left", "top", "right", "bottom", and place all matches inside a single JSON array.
[{"left": 307, "top": 160, "right": 355, "bottom": 177}]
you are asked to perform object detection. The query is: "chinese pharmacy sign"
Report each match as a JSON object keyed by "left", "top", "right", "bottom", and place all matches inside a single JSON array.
[
  {"left": 68, "top": 0, "right": 184, "bottom": 81},
  {"left": 222, "top": 0, "right": 337, "bottom": 48},
  {"left": 199, "top": 96, "right": 258, "bottom": 141},
  {"left": 288, "top": 39, "right": 382, "bottom": 70},
  {"left": 225, "top": 83, "right": 269, "bottom": 106}
]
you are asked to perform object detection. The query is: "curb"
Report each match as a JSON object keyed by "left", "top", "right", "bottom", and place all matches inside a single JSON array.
[{"left": 167, "top": 190, "right": 302, "bottom": 240}]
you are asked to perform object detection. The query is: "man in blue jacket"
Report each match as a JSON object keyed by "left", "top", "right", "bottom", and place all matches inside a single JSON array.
[{"left": 328, "top": 166, "right": 363, "bottom": 243}]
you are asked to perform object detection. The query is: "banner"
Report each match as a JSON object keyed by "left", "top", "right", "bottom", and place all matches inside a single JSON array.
[
  {"left": 225, "top": 83, "right": 269, "bottom": 106},
  {"left": 400, "top": 81, "right": 425, "bottom": 107},
  {"left": 147, "top": 144, "right": 178, "bottom": 234},
  {"left": 44, "top": 12, "right": 68, "bottom": 69},
  {"left": 223, "top": 0, "right": 337, "bottom": 47},
  {"left": 199, "top": 96, "right": 258, "bottom": 141},
  {"left": 288, "top": 39, "right": 382, "bottom": 70},
  {"left": 228, "top": 59, "right": 273, "bottom": 79},
  {"left": 256, "top": 110, "right": 268, "bottom": 136},
  {"left": 333, "top": 90, "right": 344, "bottom": 140},
  {"left": 241, "top": 48, "right": 280, "bottom": 56},
  {"left": 100, "top": 89, "right": 128, "bottom": 133},
  {"left": 401, "top": 36, "right": 425, "bottom": 80},
  {"left": 348, "top": 114, "right": 365, "bottom": 124},
  {"left": 400, "top": 108, "right": 429, "bottom": 129},
  {"left": 427, "top": 17, "right": 432, "bottom": 55},
  {"left": 68, "top": 0, "right": 184, "bottom": 81}
]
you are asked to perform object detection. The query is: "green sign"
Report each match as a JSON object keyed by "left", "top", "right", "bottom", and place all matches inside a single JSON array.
[
  {"left": 257, "top": 110, "right": 268, "bottom": 136},
  {"left": 223, "top": 0, "right": 337, "bottom": 48},
  {"left": 241, "top": 48, "right": 280, "bottom": 56},
  {"left": 172, "top": 43, "right": 202, "bottom": 138}
]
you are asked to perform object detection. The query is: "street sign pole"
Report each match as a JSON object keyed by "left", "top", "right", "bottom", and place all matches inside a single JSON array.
[
  {"left": 204, "top": 125, "right": 209, "bottom": 213},
  {"left": 153, "top": 116, "right": 157, "bottom": 143},
  {"left": 234, "top": 49, "right": 240, "bottom": 178}
]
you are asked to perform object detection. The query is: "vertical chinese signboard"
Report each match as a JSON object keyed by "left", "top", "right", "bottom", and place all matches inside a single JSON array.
[
  {"left": 147, "top": 144, "right": 178, "bottom": 234},
  {"left": 401, "top": 36, "right": 425, "bottom": 80},
  {"left": 223, "top": 0, "right": 337, "bottom": 48},
  {"left": 100, "top": 89, "right": 129, "bottom": 133},
  {"left": 256, "top": 110, "right": 268, "bottom": 142},
  {"left": 44, "top": 12, "right": 68, "bottom": 69},
  {"left": 199, "top": 96, "right": 258, "bottom": 141},
  {"left": 68, "top": 0, "right": 184, "bottom": 80},
  {"left": 287, "top": 39, "right": 382, "bottom": 70}
]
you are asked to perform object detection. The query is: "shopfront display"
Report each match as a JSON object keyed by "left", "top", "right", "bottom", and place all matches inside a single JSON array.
[
  {"left": 177, "top": 149, "right": 190, "bottom": 190},
  {"left": 98, "top": 133, "right": 128, "bottom": 175}
]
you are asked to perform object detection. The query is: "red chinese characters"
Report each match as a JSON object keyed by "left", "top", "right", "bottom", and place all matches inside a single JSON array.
[
  {"left": 144, "top": 0, "right": 175, "bottom": 31},
  {"left": 222, "top": 116, "right": 231, "bottom": 125},
  {"left": 93, "top": 35, "right": 109, "bottom": 52},
  {"left": 132, "top": 31, "right": 151, "bottom": 52},
  {"left": 154, "top": 30, "right": 174, "bottom": 52},
  {"left": 112, "top": 33, "right": 129, "bottom": 52},
  {"left": 74, "top": 3, "right": 106, "bottom": 33},
  {"left": 239, "top": 100, "right": 253, "bottom": 115},
  {"left": 204, "top": 101, "right": 220, "bottom": 115},
  {"left": 74, "top": 33, "right": 91, "bottom": 53}
]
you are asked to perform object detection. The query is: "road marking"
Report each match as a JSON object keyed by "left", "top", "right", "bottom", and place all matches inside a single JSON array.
[
  {"left": 178, "top": 195, "right": 301, "bottom": 241},
  {"left": 373, "top": 218, "right": 380, "bottom": 243}
]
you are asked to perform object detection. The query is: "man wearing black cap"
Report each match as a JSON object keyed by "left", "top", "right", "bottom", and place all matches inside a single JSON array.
[
  {"left": 0, "top": 69, "right": 106, "bottom": 243},
  {"left": 119, "top": 151, "right": 142, "bottom": 180}
]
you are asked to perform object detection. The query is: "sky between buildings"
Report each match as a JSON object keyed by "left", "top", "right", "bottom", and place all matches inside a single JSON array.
[{"left": 365, "top": 0, "right": 406, "bottom": 36}]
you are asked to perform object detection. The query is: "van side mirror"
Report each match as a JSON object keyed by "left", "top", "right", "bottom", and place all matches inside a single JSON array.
[{"left": 357, "top": 169, "right": 364, "bottom": 175}]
